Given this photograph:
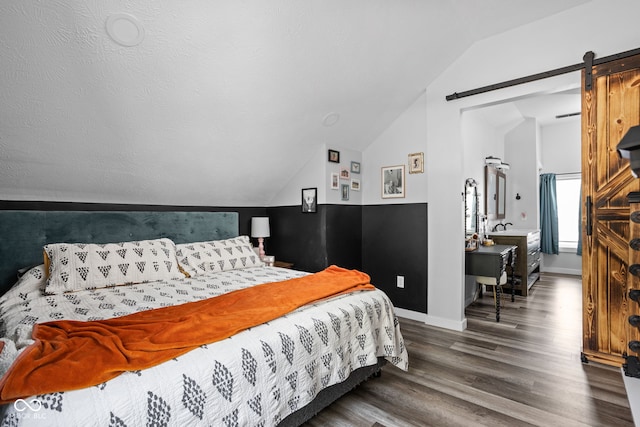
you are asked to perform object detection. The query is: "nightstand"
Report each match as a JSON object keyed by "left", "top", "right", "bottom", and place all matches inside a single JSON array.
[{"left": 273, "top": 261, "right": 294, "bottom": 269}]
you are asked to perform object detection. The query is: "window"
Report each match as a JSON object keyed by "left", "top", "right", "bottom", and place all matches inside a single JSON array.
[{"left": 556, "top": 175, "right": 581, "bottom": 250}]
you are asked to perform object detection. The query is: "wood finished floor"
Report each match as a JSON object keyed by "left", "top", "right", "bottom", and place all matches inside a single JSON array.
[{"left": 302, "top": 273, "right": 634, "bottom": 427}]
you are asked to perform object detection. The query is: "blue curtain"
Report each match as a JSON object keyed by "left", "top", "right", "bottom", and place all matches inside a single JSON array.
[{"left": 540, "top": 173, "right": 559, "bottom": 254}]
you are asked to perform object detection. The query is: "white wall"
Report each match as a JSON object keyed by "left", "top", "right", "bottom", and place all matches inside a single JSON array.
[
  {"left": 504, "top": 118, "right": 540, "bottom": 230},
  {"left": 426, "top": 0, "right": 640, "bottom": 330},
  {"left": 540, "top": 120, "right": 581, "bottom": 174},
  {"left": 268, "top": 144, "right": 363, "bottom": 206},
  {"left": 269, "top": 144, "right": 327, "bottom": 206},
  {"left": 363, "top": 91, "right": 427, "bottom": 205}
]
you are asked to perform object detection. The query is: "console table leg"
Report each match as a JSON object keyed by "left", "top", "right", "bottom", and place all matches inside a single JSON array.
[{"left": 495, "top": 276, "right": 501, "bottom": 322}]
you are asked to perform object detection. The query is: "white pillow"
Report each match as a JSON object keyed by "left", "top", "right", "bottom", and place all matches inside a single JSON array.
[
  {"left": 176, "top": 236, "right": 263, "bottom": 277},
  {"left": 1, "top": 264, "right": 47, "bottom": 299},
  {"left": 44, "top": 238, "right": 182, "bottom": 294}
]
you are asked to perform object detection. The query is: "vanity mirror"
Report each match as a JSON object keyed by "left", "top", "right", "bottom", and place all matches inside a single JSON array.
[
  {"left": 485, "top": 166, "right": 506, "bottom": 220},
  {"left": 464, "top": 178, "right": 479, "bottom": 236}
]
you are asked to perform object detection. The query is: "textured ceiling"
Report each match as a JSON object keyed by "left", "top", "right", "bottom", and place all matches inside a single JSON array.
[{"left": 0, "top": 0, "right": 587, "bottom": 206}]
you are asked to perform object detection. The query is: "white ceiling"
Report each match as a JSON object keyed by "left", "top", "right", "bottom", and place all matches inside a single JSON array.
[
  {"left": 0, "top": 0, "right": 588, "bottom": 206},
  {"left": 470, "top": 87, "right": 582, "bottom": 133}
]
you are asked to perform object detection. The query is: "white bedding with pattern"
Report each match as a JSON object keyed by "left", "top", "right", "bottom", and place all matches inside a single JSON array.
[{"left": 0, "top": 265, "right": 408, "bottom": 426}]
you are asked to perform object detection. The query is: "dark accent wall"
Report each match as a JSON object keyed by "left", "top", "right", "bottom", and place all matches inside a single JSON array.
[
  {"left": 362, "top": 203, "right": 428, "bottom": 313},
  {"left": 326, "top": 205, "right": 362, "bottom": 270},
  {"left": 266, "top": 204, "right": 362, "bottom": 273},
  {"left": 1, "top": 200, "right": 427, "bottom": 314}
]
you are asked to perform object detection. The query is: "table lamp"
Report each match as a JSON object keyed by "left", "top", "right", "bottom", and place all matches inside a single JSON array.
[{"left": 251, "top": 217, "right": 270, "bottom": 259}]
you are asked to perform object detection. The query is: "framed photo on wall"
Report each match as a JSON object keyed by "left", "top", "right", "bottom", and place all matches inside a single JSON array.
[
  {"left": 408, "top": 152, "right": 424, "bottom": 174},
  {"left": 381, "top": 165, "right": 405, "bottom": 198},
  {"left": 351, "top": 179, "right": 360, "bottom": 191},
  {"left": 340, "top": 167, "right": 350, "bottom": 180},
  {"left": 301, "top": 187, "right": 317, "bottom": 213},
  {"left": 351, "top": 161, "right": 361, "bottom": 174},
  {"left": 328, "top": 149, "right": 340, "bottom": 163},
  {"left": 341, "top": 184, "right": 350, "bottom": 201},
  {"left": 330, "top": 172, "right": 339, "bottom": 189}
]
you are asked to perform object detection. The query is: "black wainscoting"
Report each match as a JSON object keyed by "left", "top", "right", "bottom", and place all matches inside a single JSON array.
[
  {"left": 0, "top": 200, "right": 267, "bottom": 237},
  {"left": 266, "top": 205, "right": 362, "bottom": 273},
  {"left": 326, "top": 205, "right": 362, "bottom": 270},
  {"left": 267, "top": 205, "right": 325, "bottom": 272},
  {"left": 362, "top": 203, "right": 427, "bottom": 313}
]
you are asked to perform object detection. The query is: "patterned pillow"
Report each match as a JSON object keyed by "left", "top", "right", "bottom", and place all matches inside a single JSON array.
[
  {"left": 176, "top": 236, "right": 263, "bottom": 277},
  {"left": 44, "top": 238, "right": 183, "bottom": 294}
]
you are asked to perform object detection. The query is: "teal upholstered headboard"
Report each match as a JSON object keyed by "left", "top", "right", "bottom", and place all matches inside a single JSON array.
[{"left": 0, "top": 211, "right": 239, "bottom": 295}]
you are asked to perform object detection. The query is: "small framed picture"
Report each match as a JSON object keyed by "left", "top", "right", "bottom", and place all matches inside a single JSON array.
[
  {"left": 340, "top": 167, "right": 350, "bottom": 180},
  {"left": 301, "top": 187, "right": 317, "bottom": 213},
  {"left": 328, "top": 149, "right": 340, "bottom": 163},
  {"left": 381, "top": 165, "right": 405, "bottom": 198},
  {"left": 408, "top": 152, "right": 424, "bottom": 174},
  {"left": 330, "top": 172, "right": 339, "bottom": 190},
  {"left": 351, "top": 161, "right": 361, "bottom": 174},
  {"left": 351, "top": 179, "right": 360, "bottom": 191},
  {"left": 341, "top": 184, "right": 350, "bottom": 201}
]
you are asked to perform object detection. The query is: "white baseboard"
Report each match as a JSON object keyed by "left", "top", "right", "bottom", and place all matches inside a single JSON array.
[
  {"left": 394, "top": 307, "right": 427, "bottom": 323},
  {"left": 540, "top": 267, "right": 581, "bottom": 276},
  {"left": 394, "top": 307, "right": 467, "bottom": 331},
  {"left": 424, "top": 314, "right": 467, "bottom": 331}
]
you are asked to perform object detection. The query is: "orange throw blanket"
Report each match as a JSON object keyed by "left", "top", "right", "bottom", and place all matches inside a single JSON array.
[{"left": 0, "top": 265, "right": 374, "bottom": 403}]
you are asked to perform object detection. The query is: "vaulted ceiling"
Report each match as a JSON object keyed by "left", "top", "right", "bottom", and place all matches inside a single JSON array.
[{"left": 0, "top": 0, "right": 588, "bottom": 206}]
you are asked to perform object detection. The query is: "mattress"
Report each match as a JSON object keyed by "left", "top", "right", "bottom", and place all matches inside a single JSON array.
[{"left": 0, "top": 265, "right": 408, "bottom": 426}]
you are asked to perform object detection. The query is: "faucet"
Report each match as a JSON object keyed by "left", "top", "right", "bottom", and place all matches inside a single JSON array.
[
  {"left": 492, "top": 222, "right": 513, "bottom": 232},
  {"left": 492, "top": 223, "right": 505, "bottom": 232}
]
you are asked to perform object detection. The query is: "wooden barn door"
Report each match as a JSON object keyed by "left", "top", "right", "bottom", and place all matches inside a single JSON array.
[{"left": 582, "top": 54, "right": 640, "bottom": 366}]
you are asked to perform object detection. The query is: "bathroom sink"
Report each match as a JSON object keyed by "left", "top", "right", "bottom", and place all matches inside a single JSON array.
[{"left": 489, "top": 229, "right": 538, "bottom": 236}]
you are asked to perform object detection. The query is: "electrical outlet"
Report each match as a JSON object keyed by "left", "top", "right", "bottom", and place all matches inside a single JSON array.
[{"left": 396, "top": 275, "right": 405, "bottom": 288}]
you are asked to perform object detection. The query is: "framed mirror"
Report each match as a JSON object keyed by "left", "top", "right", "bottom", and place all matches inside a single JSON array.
[
  {"left": 497, "top": 170, "right": 506, "bottom": 219},
  {"left": 485, "top": 166, "right": 497, "bottom": 219},
  {"left": 464, "top": 178, "right": 479, "bottom": 236},
  {"left": 485, "top": 166, "right": 506, "bottom": 220}
]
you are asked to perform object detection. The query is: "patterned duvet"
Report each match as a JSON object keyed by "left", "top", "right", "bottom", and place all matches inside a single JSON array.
[{"left": 0, "top": 266, "right": 408, "bottom": 426}]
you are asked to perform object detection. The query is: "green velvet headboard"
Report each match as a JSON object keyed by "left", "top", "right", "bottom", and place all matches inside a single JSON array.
[{"left": 0, "top": 210, "right": 239, "bottom": 295}]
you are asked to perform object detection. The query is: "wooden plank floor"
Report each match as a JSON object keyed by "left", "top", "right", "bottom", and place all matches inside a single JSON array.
[{"left": 302, "top": 273, "right": 634, "bottom": 426}]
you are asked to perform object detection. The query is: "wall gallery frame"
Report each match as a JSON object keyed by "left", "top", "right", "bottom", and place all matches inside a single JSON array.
[
  {"left": 340, "top": 167, "right": 350, "bottom": 180},
  {"left": 330, "top": 173, "right": 339, "bottom": 190},
  {"left": 408, "top": 152, "right": 424, "bottom": 174},
  {"left": 351, "top": 161, "right": 361, "bottom": 174},
  {"left": 341, "top": 184, "right": 350, "bottom": 201},
  {"left": 381, "top": 165, "right": 405, "bottom": 198},
  {"left": 351, "top": 179, "right": 360, "bottom": 191},
  {"left": 328, "top": 149, "right": 340, "bottom": 163},
  {"left": 301, "top": 187, "right": 317, "bottom": 213}
]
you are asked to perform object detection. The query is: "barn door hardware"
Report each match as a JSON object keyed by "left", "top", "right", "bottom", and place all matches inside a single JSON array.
[
  {"left": 446, "top": 47, "right": 640, "bottom": 101},
  {"left": 583, "top": 51, "right": 594, "bottom": 90}
]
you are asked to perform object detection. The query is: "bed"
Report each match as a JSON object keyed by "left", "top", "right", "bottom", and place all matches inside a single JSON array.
[{"left": 0, "top": 210, "right": 408, "bottom": 426}]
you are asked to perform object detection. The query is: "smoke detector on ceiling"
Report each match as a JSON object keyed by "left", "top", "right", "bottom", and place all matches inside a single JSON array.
[
  {"left": 106, "top": 13, "right": 145, "bottom": 47},
  {"left": 322, "top": 112, "right": 340, "bottom": 127}
]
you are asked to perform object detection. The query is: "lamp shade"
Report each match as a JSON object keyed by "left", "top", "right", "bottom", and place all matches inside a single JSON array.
[{"left": 251, "top": 217, "right": 270, "bottom": 238}]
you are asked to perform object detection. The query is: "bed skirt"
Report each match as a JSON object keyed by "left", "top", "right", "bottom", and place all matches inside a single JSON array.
[{"left": 278, "top": 358, "right": 386, "bottom": 426}]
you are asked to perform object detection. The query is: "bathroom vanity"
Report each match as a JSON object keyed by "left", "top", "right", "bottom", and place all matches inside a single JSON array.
[{"left": 489, "top": 229, "right": 540, "bottom": 296}]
